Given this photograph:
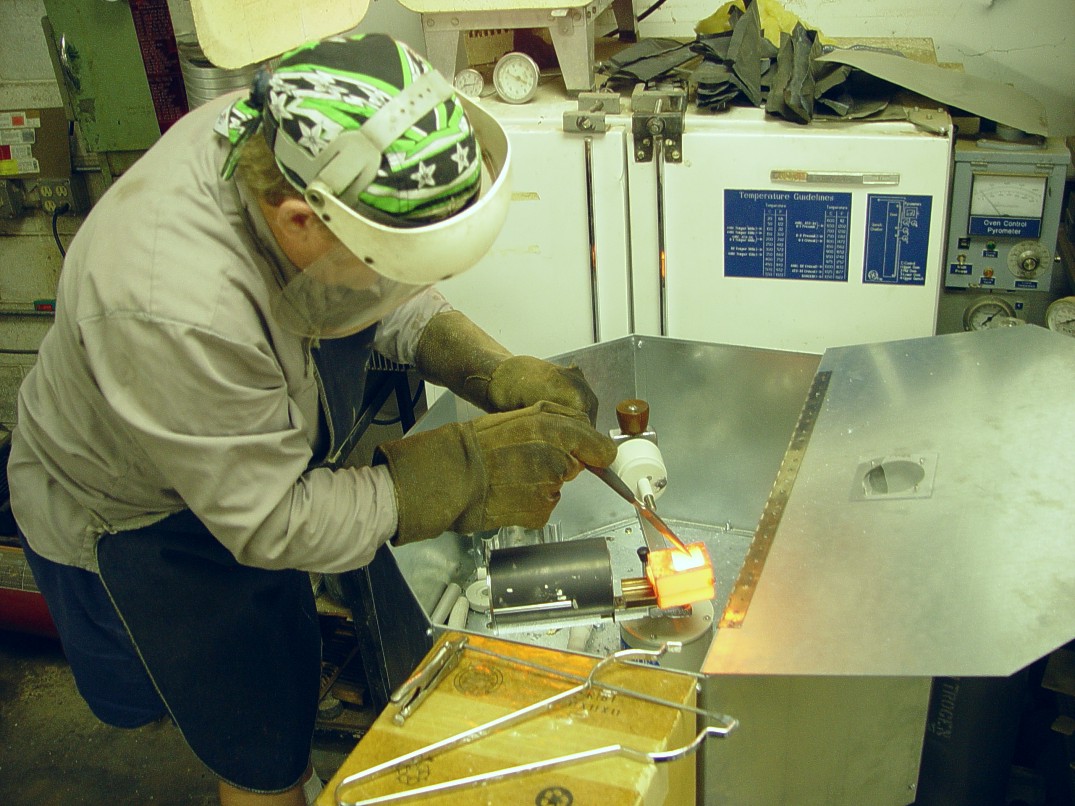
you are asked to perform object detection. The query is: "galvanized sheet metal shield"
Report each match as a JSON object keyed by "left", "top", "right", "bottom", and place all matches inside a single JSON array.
[{"left": 704, "top": 325, "right": 1075, "bottom": 676}]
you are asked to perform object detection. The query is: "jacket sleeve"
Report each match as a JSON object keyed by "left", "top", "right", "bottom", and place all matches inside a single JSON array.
[
  {"left": 78, "top": 312, "right": 397, "bottom": 573},
  {"left": 373, "top": 287, "right": 452, "bottom": 366}
]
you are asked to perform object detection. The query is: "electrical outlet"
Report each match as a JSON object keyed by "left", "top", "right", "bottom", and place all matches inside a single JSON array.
[{"left": 36, "top": 177, "right": 88, "bottom": 214}]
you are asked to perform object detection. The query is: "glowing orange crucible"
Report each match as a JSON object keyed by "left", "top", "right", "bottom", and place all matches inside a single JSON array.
[{"left": 645, "top": 542, "right": 716, "bottom": 609}]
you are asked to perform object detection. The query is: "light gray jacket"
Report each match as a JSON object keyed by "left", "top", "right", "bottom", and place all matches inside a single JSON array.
[{"left": 9, "top": 95, "right": 449, "bottom": 574}]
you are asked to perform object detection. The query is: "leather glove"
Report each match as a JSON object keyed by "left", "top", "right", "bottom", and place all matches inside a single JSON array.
[
  {"left": 486, "top": 356, "right": 599, "bottom": 426},
  {"left": 375, "top": 401, "right": 617, "bottom": 545},
  {"left": 414, "top": 310, "right": 601, "bottom": 424}
]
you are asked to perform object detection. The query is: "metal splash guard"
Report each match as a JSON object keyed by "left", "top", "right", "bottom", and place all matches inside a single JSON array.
[{"left": 704, "top": 325, "right": 1075, "bottom": 677}]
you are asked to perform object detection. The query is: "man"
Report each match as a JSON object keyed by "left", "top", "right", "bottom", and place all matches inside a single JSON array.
[{"left": 8, "top": 33, "right": 615, "bottom": 805}]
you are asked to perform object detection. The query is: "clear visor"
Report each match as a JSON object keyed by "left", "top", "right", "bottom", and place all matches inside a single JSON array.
[{"left": 271, "top": 241, "right": 429, "bottom": 339}]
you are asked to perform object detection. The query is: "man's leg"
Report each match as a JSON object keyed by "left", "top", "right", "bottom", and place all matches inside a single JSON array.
[{"left": 95, "top": 518, "right": 322, "bottom": 801}]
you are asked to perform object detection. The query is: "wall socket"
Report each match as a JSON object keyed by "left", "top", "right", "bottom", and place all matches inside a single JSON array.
[{"left": 33, "top": 177, "right": 89, "bottom": 214}]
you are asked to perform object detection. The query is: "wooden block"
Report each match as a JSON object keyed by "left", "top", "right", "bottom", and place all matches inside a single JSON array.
[{"left": 319, "top": 632, "right": 699, "bottom": 806}]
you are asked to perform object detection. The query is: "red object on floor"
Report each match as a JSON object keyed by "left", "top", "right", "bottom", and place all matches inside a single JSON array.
[
  {"left": 0, "top": 545, "right": 57, "bottom": 638},
  {"left": 0, "top": 589, "right": 58, "bottom": 638}
]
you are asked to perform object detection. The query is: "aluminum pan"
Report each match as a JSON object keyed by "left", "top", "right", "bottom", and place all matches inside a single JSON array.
[{"left": 704, "top": 325, "right": 1075, "bottom": 676}]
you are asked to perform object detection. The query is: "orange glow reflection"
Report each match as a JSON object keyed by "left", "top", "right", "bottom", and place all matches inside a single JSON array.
[{"left": 645, "top": 542, "right": 716, "bottom": 609}]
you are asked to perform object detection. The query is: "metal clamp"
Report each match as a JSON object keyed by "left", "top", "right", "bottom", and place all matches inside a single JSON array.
[
  {"left": 631, "top": 86, "right": 686, "bottom": 163},
  {"left": 563, "top": 91, "right": 621, "bottom": 134},
  {"left": 388, "top": 636, "right": 467, "bottom": 725}
]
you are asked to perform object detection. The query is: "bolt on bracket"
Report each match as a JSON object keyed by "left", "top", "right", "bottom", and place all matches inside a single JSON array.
[
  {"left": 563, "top": 91, "right": 622, "bottom": 134},
  {"left": 631, "top": 86, "right": 686, "bottom": 163}
]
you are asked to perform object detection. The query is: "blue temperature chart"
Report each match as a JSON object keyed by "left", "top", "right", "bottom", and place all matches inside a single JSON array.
[
  {"left": 863, "top": 194, "right": 932, "bottom": 286},
  {"left": 724, "top": 190, "right": 852, "bottom": 281}
]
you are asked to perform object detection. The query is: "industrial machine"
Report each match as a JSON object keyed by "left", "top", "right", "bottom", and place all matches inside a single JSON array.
[
  {"left": 436, "top": 85, "right": 954, "bottom": 360},
  {"left": 345, "top": 325, "right": 1075, "bottom": 804},
  {"left": 936, "top": 133, "right": 1071, "bottom": 333},
  {"left": 944, "top": 135, "right": 1068, "bottom": 294}
]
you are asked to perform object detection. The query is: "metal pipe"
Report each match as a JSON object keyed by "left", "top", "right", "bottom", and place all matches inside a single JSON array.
[{"left": 583, "top": 135, "right": 601, "bottom": 343}]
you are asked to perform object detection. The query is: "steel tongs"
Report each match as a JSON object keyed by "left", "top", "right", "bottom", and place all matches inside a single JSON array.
[{"left": 335, "top": 641, "right": 737, "bottom": 806}]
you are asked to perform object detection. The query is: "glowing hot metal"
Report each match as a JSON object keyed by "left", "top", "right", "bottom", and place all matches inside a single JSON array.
[{"left": 645, "top": 542, "right": 715, "bottom": 609}]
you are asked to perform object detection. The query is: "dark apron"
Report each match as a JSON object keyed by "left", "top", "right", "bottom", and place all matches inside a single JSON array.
[{"left": 96, "top": 328, "right": 375, "bottom": 792}]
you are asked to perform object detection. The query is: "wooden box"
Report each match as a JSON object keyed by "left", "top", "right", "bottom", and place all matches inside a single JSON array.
[{"left": 319, "top": 632, "right": 699, "bottom": 806}]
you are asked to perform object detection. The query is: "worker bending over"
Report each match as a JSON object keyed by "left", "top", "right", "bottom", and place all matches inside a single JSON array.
[{"left": 9, "top": 33, "right": 615, "bottom": 805}]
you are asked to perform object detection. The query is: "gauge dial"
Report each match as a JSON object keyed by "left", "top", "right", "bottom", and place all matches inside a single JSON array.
[
  {"left": 1045, "top": 296, "right": 1075, "bottom": 337},
  {"left": 984, "top": 316, "right": 1025, "bottom": 329},
  {"left": 1006, "top": 240, "right": 1051, "bottom": 278},
  {"left": 963, "top": 296, "right": 1016, "bottom": 331},
  {"left": 492, "top": 51, "right": 540, "bottom": 104},
  {"left": 452, "top": 68, "right": 485, "bottom": 99},
  {"left": 970, "top": 173, "right": 1047, "bottom": 219}
]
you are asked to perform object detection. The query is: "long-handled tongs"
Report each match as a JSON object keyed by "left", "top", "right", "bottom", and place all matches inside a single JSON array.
[{"left": 335, "top": 639, "right": 737, "bottom": 805}]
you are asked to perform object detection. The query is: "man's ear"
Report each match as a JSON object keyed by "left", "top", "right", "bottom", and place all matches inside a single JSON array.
[
  {"left": 270, "top": 197, "right": 322, "bottom": 241},
  {"left": 259, "top": 196, "right": 335, "bottom": 268}
]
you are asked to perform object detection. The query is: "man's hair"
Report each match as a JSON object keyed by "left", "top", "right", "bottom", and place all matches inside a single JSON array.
[{"left": 235, "top": 135, "right": 301, "bottom": 206}]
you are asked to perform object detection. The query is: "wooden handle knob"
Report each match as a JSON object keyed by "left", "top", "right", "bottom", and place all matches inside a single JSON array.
[{"left": 615, "top": 399, "right": 650, "bottom": 435}]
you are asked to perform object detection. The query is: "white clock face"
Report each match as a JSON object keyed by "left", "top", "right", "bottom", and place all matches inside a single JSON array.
[
  {"left": 492, "top": 52, "right": 539, "bottom": 104},
  {"left": 453, "top": 68, "right": 484, "bottom": 99},
  {"left": 969, "top": 173, "right": 1047, "bottom": 219}
]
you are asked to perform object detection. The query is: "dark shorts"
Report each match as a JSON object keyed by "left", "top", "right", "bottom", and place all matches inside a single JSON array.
[{"left": 19, "top": 511, "right": 321, "bottom": 793}]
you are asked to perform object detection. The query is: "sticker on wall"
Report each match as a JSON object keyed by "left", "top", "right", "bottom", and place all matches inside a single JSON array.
[{"left": 724, "top": 189, "right": 851, "bottom": 281}]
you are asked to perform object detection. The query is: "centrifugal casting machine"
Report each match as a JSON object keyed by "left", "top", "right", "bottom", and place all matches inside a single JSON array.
[{"left": 344, "top": 328, "right": 1075, "bottom": 805}]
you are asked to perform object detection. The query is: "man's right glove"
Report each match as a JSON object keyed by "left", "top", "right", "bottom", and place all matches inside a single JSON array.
[{"left": 374, "top": 401, "right": 617, "bottom": 545}]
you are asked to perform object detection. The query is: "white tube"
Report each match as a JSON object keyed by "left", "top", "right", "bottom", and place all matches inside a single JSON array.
[
  {"left": 430, "top": 582, "right": 462, "bottom": 625},
  {"left": 446, "top": 595, "right": 471, "bottom": 629}
]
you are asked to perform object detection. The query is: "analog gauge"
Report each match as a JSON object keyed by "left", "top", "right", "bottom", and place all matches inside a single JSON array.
[
  {"left": 1045, "top": 296, "right": 1075, "bottom": 337},
  {"left": 492, "top": 51, "right": 540, "bottom": 104},
  {"left": 452, "top": 68, "right": 485, "bottom": 99},
  {"left": 984, "top": 316, "right": 1025, "bottom": 329},
  {"left": 970, "top": 173, "right": 1047, "bottom": 219},
  {"left": 1006, "top": 240, "right": 1051, "bottom": 278},
  {"left": 963, "top": 296, "right": 1016, "bottom": 331}
]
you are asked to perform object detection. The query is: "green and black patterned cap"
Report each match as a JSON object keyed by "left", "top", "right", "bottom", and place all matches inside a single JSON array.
[{"left": 216, "top": 33, "right": 481, "bottom": 223}]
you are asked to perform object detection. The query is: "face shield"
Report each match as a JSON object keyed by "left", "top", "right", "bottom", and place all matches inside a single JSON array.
[
  {"left": 266, "top": 68, "right": 511, "bottom": 339},
  {"left": 270, "top": 242, "right": 431, "bottom": 339}
]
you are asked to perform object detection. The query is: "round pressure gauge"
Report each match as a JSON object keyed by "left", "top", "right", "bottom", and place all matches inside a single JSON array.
[
  {"left": 1045, "top": 296, "right": 1075, "bottom": 337},
  {"left": 452, "top": 68, "right": 485, "bottom": 99},
  {"left": 492, "top": 51, "right": 540, "bottom": 104},
  {"left": 963, "top": 296, "right": 1016, "bottom": 331},
  {"left": 1006, "top": 240, "right": 1051, "bottom": 278}
]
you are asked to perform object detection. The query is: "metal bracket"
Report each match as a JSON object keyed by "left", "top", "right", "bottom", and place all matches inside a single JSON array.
[
  {"left": 631, "top": 86, "right": 686, "bottom": 163},
  {"left": 562, "top": 91, "right": 621, "bottom": 134},
  {"left": 904, "top": 106, "right": 951, "bottom": 135}
]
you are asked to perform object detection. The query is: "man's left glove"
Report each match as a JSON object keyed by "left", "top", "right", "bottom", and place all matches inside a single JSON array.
[{"left": 415, "top": 310, "right": 600, "bottom": 425}]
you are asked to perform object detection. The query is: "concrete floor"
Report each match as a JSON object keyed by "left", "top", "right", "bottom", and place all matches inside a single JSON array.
[
  {"left": 0, "top": 629, "right": 357, "bottom": 806},
  {"left": 0, "top": 630, "right": 217, "bottom": 804}
]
